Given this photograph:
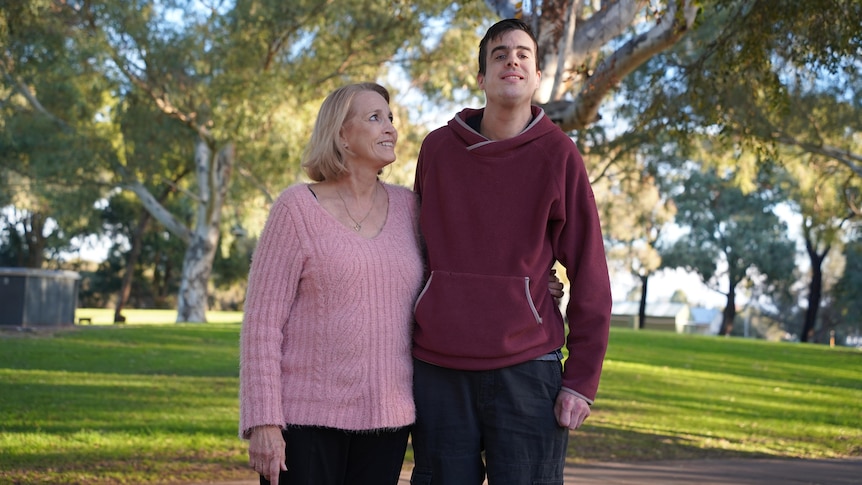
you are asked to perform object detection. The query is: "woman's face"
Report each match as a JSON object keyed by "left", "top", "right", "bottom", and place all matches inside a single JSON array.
[{"left": 340, "top": 91, "right": 398, "bottom": 170}]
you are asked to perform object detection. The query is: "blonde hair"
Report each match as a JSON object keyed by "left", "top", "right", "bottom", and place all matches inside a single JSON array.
[{"left": 302, "top": 83, "right": 391, "bottom": 182}]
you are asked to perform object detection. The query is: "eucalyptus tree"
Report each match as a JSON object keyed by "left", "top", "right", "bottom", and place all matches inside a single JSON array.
[
  {"left": 660, "top": 166, "right": 796, "bottom": 336},
  {"left": 0, "top": 1, "right": 112, "bottom": 268},
  {"left": 626, "top": 0, "right": 861, "bottom": 181},
  {"left": 2, "top": 0, "right": 446, "bottom": 322},
  {"left": 462, "top": 1, "right": 859, "bottom": 138},
  {"left": 472, "top": 0, "right": 700, "bottom": 131},
  {"left": 416, "top": 1, "right": 858, "bottom": 296},
  {"left": 763, "top": 83, "right": 862, "bottom": 342},
  {"left": 468, "top": 1, "right": 862, "bottom": 197},
  {"left": 781, "top": 149, "right": 861, "bottom": 342},
  {"left": 832, "top": 231, "right": 862, "bottom": 339},
  {"left": 596, "top": 144, "right": 676, "bottom": 328}
]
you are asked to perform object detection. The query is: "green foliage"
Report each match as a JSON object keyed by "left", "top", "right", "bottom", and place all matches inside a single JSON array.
[
  {"left": 403, "top": 3, "right": 495, "bottom": 107},
  {"left": 621, "top": 0, "right": 862, "bottom": 179},
  {"left": 594, "top": 142, "right": 677, "bottom": 319},
  {"left": 1, "top": 0, "right": 446, "bottom": 313},
  {"left": 670, "top": 289, "right": 689, "bottom": 304},
  {"left": 660, "top": 167, "right": 796, "bottom": 296},
  {"left": 4, "top": 0, "right": 861, "bottom": 328},
  {"left": 0, "top": 0, "right": 118, "bottom": 263},
  {"left": 832, "top": 235, "right": 862, "bottom": 334},
  {"left": 613, "top": 0, "right": 861, "bottom": 338}
]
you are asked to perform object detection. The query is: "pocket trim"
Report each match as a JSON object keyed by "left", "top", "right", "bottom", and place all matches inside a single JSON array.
[{"left": 524, "top": 277, "right": 543, "bottom": 324}]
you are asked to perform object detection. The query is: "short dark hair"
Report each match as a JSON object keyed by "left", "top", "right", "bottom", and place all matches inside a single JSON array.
[{"left": 478, "top": 18, "right": 540, "bottom": 75}]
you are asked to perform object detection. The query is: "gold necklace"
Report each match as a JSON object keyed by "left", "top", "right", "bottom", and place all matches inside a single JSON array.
[{"left": 336, "top": 182, "right": 378, "bottom": 232}]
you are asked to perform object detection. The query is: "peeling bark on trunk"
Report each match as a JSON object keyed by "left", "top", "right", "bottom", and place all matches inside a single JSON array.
[
  {"left": 125, "top": 138, "right": 233, "bottom": 323},
  {"left": 176, "top": 230, "right": 218, "bottom": 322},
  {"left": 175, "top": 140, "right": 234, "bottom": 323}
]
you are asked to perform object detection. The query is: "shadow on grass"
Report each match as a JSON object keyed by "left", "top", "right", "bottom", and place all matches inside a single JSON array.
[
  {"left": 0, "top": 325, "right": 240, "bottom": 377},
  {"left": 567, "top": 424, "right": 772, "bottom": 463}
]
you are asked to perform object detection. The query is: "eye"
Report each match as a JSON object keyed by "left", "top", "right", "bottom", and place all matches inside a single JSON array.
[{"left": 370, "top": 114, "right": 380, "bottom": 121}]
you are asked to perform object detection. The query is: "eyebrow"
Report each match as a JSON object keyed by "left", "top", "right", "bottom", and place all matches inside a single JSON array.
[
  {"left": 490, "top": 44, "right": 534, "bottom": 55},
  {"left": 365, "top": 108, "right": 392, "bottom": 117}
]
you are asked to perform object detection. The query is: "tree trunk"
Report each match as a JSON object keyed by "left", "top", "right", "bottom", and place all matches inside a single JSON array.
[
  {"left": 176, "top": 230, "right": 218, "bottom": 322},
  {"left": 638, "top": 274, "right": 649, "bottom": 329},
  {"left": 482, "top": 0, "right": 699, "bottom": 130},
  {"left": 534, "top": 0, "right": 699, "bottom": 130},
  {"left": 175, "top": 140, "right": 234, "bottom": 323},
  {"left": 114, "top": 211, "right": 150, "bottom": 323},
  {"left": 23, "top": 212, "right": 47, "bottom": 268},
  {"left": 720, "top": 287, "right": 737, "bottom": 336},
  {"left": 800, "top": 237, "right": 828, "bottom": 343},
  {"left": 114, "top": 181, "right": 185, "bottom": 323}
]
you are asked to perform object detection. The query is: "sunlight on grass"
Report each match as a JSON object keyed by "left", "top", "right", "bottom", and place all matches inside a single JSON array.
[
  {"left": 1, "top": 319, "right": 860, "bottom": 483},
  {"left": 74, "top": 308, "right": 244, "bottom": 325},
  {"left": 583, "top": 330, "right": 862, "bottom": 461}
]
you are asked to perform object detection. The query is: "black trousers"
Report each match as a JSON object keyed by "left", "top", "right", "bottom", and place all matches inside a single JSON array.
[
  {"left": 410, "top": 358, "right": 568, "bottom": 485},
  {"left": 260, "top": 425, "right": 410, "bottom": 485}
]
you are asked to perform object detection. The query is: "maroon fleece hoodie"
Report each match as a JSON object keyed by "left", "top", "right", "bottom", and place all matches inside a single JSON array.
[{"left": 413, "top": 105, "right": 612, "bottom": 402}]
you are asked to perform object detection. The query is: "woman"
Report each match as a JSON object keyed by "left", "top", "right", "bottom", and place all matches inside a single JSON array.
[{"left": 239, "top": 83, "right": 422, "bottom": 485}]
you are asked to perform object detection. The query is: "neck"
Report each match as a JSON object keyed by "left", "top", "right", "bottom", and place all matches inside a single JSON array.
[
  {"left": 479, "top": 104, "right": 533, "bottom": 141},
  {"left": 336, "top": 170, "right": 379, "bottom": 198}
]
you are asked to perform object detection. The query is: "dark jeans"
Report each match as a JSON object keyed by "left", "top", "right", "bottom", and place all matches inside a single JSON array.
[
  {"left": 410, "top": 358, "right": 568, "bottom": 485},
  {"left": 260, "top": 425, "right": 410, "bottom": 485}
]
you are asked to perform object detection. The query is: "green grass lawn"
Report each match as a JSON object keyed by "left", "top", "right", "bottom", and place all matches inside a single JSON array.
[{"left": 1, "top": 312, "right": 860, "bottom": 484}]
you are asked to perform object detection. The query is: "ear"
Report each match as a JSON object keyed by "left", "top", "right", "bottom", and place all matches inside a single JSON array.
[
  {"left": 532, "top": 69, "right": 542, "bottom": 91},
  {"left": 477, "top": 72, "right": 486, "bottom": 90}
]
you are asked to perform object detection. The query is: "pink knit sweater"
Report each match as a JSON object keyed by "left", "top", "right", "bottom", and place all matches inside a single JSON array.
[{"left": 239, "top": 183, "right": 423, "bottom": 437}]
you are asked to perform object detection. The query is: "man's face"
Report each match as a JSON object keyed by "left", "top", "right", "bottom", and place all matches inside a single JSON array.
[{"left": 477, "top": 29, "right": 541, "bottom": 106}]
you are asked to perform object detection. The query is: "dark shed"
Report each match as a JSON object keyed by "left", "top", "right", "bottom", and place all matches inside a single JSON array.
[{"left": 0, "top": 268, "right": 80, "bottom": 327}]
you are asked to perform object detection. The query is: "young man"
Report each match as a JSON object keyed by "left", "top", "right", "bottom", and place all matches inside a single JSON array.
[{"left": 411, "top": 19, "right": 612, "bottom": 484}]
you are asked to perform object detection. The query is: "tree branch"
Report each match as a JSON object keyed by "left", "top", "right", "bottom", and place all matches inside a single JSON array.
[
  {"left": 546, "top": 0, "right": 699, "bottom": 131},
  {"left": 774, "top": 133, "right": 862, "bottom": 179},
  {"left": 125, "top": 180, "right": 193, "bottom": 244},
  {"left": 263, "top": 0, "right": 334, "bottom": 70},
  {"left": 0, "top": 59, "right": 74, "bottom": 132},
  {"left": 483, "top": 0, "right": 521, "bottom": 19},
  {"left": 550, "top": 0, "right": 581, "bottom": 101}
]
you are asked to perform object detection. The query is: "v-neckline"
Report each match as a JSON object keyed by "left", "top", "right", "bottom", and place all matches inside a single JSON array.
[{"left": 307, "top": 183, "right": 390, "bottom": 240}]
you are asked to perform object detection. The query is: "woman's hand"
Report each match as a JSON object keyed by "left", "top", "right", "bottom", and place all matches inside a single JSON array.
[
  {"left": 548, "top": 268, "right": 564, "bottom": 299},
  {"left": 249, "top": 425, "right": 287, "bottom": 485}
]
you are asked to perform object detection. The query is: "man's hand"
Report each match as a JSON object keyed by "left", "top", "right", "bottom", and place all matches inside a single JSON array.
[
  {"left": 249, "top": 425, "right": 287, "bottom": 485},
  {"left": 554, "top": 391, "right": 590, "bottom": 430}
]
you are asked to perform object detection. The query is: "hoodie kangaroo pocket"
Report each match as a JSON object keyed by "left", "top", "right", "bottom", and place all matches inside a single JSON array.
[{"left": 413, "top": 271, "right": 546, "bottom": 360}]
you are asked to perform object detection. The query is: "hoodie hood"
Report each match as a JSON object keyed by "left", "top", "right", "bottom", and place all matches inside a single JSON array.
[{"left": 447, "top": 106, "right": 560, "bottom": 155}]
